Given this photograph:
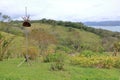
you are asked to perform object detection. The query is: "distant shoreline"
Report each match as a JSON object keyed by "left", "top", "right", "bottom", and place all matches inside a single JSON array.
[
  {"left": 84, "top": 21, "right": 120, "bottom": 26},
  {"left": 90, "top": 26, "right": 120, "bottom": 32}
]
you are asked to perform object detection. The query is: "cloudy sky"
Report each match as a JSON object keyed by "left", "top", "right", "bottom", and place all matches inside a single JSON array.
[{"left": 0, "top": 0, "right": 120, "bottom": 22}]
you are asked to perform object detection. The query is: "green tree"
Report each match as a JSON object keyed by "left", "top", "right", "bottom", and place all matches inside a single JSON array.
[{"left": 2, "top": 15, "right": 11, "bottom": 22}]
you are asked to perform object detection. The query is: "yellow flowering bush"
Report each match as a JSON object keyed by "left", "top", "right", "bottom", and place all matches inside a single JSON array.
[{"left": 70, "top": 55, "right": 120, "bottom": 69}]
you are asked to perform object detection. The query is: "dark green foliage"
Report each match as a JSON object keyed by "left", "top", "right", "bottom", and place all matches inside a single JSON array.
[{"left": 39, "top": 18, "right": 85, "bottom": 29}]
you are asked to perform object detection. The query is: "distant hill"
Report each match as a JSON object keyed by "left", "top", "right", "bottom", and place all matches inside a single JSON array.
[
  {"left": 84, "top": 21, "right": 120, "bottom": 26},
  {"left": 1, "top": 19, "right": 120, "bottom": 52}
]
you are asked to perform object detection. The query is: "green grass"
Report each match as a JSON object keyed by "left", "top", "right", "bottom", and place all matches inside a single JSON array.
[{"left": 0, "top": 58, "right": 120, "bottom": 80}]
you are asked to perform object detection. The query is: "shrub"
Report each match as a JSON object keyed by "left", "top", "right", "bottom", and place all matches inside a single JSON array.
[
  {"left": 93, "top": 57, "right": 115, "bottom": 69},
  {"left": 114, "top": 58, "right": 120, "bottom": 68},
  {"left": 50, "top": 61, "right": 64, "bottom": 71},
  {"left": 43, "top": 52, "right": 66, "bottom": 70},
  {"left": 44, "top": 53, "right": 56, "bottom": 62},
  {"left": 80, "top": 50, "right": 96, "bottom": 57},
  {"left": 70, "top": 55, "right": 120, "bottom": 69},
  {"left": 44, "top": 52, "right": 65, "bottom": 62}
]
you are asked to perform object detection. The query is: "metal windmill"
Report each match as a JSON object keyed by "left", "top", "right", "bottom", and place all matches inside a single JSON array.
[
  {"left": 17, "top": 1, "right": 32, "bottom": 67},
  {"left": 22, "top": 7, "right": 31, "bottom": 27},
  {"left": 18, "top": 7, "right": 31, "bottom": 67}
]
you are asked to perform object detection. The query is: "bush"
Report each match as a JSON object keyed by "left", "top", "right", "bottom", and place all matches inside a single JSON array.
[
  {"left": 50, "top": 61, "right": 64, "bottom": 71},
  {"left": 43, "top": 52, "right": 66, "bottom": 71},
  {"left": 70, "top": 55, "right": 120, "bottom": 69},
  {"left": 43, "top": 52, "right": 65, "bottom": 62},
  {"left": 43, "top": 53, "right": 57, "bottom": 62},
  {"left": 80, "top": 50, "right": 96, "bottom": 57},
  {"left": 114, "top": 58, "right": 120, "bottom": 68}
]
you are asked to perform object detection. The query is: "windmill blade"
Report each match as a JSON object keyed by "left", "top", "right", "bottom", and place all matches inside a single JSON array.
[{"left": 25, "top": 6, "right": 27, "bottom": 17}]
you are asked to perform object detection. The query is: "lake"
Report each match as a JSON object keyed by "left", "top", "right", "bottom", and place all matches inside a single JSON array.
[{"left": 90, "top": 26, "right": 120, "bottom": 32}]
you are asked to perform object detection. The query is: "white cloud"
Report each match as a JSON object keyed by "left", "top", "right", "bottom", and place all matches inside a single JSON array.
[{"left": 0, "top": 0, "right": 120, "bottom": 21}]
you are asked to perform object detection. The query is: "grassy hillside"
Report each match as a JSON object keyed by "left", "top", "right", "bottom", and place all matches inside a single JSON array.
[
  {"left": 0, "top": 21, "right": 118, "bottom": 55},
  {"left": 1, "top": 20, "right": 120, "bottom": 57},
  {"left": 31, "top": 23, "right": 102, "bottom": 52},
  {"left": 0, "top": 21, "right": 120, "bottom": 80}
]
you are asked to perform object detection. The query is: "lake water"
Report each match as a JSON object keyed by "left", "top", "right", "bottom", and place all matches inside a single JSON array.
[{"left": 90, "top": 26, "right": 120, "bottom": 32}]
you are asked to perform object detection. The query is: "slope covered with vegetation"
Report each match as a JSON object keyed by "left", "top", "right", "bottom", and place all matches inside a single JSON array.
[
  {"left": 0, "top": 18, "right": 120, "bottom": 80},
  {"left": 0, "top": 19, "right": 120, "bottom": 59}
]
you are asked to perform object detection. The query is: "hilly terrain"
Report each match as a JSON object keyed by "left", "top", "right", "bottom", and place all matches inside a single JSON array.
[
  {"left": 0, "top": 19, "right": 120, "bottom": 80},
  {"left": 0, "top": 19, "right": 120, "bottom": 57}
]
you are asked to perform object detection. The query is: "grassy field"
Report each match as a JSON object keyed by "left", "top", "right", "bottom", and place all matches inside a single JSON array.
[{"left": 0, "top": 58, "right": 120, "bottom": 80}]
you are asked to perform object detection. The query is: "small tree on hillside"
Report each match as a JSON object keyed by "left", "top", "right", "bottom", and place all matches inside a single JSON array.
[
  {"left": 113, "top": 42, "right": 120, "bottom": 56},
  {"left": 2, "top": 15, "right": 11, "bottom": 22}
]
